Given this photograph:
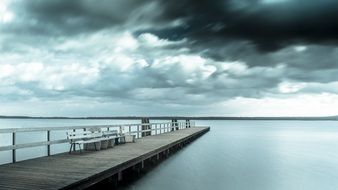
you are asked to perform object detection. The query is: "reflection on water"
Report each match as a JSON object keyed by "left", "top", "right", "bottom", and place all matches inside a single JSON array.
[{"left": 123, "top": 120, "right": 338, "bottom": 190}]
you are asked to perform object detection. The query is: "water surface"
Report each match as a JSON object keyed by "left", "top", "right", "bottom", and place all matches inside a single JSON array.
[{"left": 123, "top": 120, "right": 338, "bottom": 190}]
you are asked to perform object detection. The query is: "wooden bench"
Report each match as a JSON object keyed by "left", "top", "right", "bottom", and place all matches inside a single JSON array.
[
  {"left": 67, "top": 131, "right": 102, "bottom": 154},
  {"left": 102, "top": 130, "right": 126, "bottom": 145},
  {"left": 124, "top": 132, "right": 136, "bottom": 143}
]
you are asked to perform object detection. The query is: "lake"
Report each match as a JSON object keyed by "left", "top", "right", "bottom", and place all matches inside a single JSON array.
[
  {"left": 123, "top": 120, "right": 338, "bottom": 190},
  {"left": 1, "top": 119, "right": 338, "bottom": 190}
]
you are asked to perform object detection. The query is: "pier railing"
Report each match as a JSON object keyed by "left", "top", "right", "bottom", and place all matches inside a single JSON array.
[{"left": 0, "top": 121, "right": 195, "bottom": 164}]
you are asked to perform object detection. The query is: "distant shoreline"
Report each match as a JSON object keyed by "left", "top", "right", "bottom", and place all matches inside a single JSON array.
[{"left": 0, "top": 116, "right": 337, "bottom": 121}]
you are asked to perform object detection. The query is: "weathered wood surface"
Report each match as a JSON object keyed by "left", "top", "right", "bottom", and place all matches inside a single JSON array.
[{"left": 0, "top": 127, "right": 209, "bottom": 190}]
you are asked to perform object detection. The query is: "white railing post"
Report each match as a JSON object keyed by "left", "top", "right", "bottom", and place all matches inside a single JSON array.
[{"left": 72, "top": 129, "right": 76, "bottom": 152}]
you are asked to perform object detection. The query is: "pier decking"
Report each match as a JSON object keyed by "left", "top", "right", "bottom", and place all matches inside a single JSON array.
[{"left": 0, "top": 126, "right": 209, "bottom": 190}]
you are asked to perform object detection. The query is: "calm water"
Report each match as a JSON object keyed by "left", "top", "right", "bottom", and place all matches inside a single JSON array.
[
  {"left": 2, "top": 120, "right": 338, "bottom": 190},
  {"left": 124, "top": 120, "right": 338, "bottom": 190}
]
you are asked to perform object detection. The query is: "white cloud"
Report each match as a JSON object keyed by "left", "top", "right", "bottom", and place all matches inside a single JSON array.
[
  {"left": 152, "top": 55, "right": 217, "bottom": 85},
  {"left": 222, "top": 93, "right": 338, "bottom": 117},
  {"left": 221, "top": 61, "right": 248, "bottom": 75},
  {"left": 138, "top": 33, "right": 183, "bottom": 47},
  {"left": 0, "top": 64, "right": 15, "bottom": 79},
  {"left": 0, "top": 0, "right": 14, "bottom": 23},
  {"left": 115, "top": 32, "right": 139, "bottom": 52},
  {"left": 294, "top": 46, "right": 307, "bottom": 52},
  {"left": 17, "top": 62, "right": 44, "bottom": 82},
  {"left": 1, "top": 28, "right": 338, "bottom": 116},
  {"left": 278, "top": 82, "right": 306, "bottom": 93}
]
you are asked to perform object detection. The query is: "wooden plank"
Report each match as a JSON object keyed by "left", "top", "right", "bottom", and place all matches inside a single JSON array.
[{"left": 0, "top": 127, "right": 209, "bottom": 190}]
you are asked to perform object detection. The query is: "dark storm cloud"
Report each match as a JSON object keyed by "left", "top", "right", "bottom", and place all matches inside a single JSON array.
[
  {"left": 6, "top": 0, "right": 338, "bottom": 52},
  {"left": 138, "top": 0, "right": 338, "bottom": 52},
  {"left": 5, "top": 0, "right": 161, "bottom": 36}
]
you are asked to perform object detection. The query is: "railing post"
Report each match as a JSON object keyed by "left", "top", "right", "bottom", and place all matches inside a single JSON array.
[
  {"left": 72, "top": 129, "right": 76, "bottom": 152},
  {"left": 151, "top": 124, "right": 153, "bottom": 136},
  {"left": 137, "top": 125, "right": 140, "bottom": 138},
  {"left": 141, "top": 118, "right": 151, "bottom": 137},
  {"left": 155, "top": 124, "right": 157, "bottom": 135},
  {"left": 159, "top": 124, "right": 161, "bottom": 134},
  {"left": 12, "top": 132, "right": 16, "bottom": 163},
  {"left": 47, "top": 130, "right": 51, "bottom": 156}
]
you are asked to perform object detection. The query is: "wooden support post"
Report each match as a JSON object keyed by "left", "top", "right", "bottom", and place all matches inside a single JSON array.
[
  {"left": 47, "top": 130, "right": 51, "bottom": 156},
  {"left": 171, "top": 118, "right": 179, "bottom": 131},
  {"left": 186, "top": 119, "right": 191, "bottom": 128},
  {"left": 141, "top": 118, "right": 151, "bottom": 137},
  {"left": 118, "top": 171, "right": 123, "bottom": 181},
  {"left": 12, "top": 132, "right": 16, "bottom": 163}
]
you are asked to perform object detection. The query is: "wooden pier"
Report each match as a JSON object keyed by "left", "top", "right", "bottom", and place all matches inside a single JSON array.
[{"left": 0, "top": 126, "right": 209, "bottom": 190}]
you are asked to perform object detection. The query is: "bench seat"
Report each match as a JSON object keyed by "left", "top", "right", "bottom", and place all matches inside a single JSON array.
[
  {"left": 67, "top": 129, "right": 132, "bottom": 153},
  {"left": 67, "top": 131, "right": 102, "bottom": 153}
]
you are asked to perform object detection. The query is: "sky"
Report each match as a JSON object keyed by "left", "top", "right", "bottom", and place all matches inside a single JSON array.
[{"left": 1, "top": 0, "right": 338, "bottom": 117}]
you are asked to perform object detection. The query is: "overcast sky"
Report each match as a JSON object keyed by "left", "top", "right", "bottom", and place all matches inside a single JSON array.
[{"left": 1, "top": 0, "right": 338, "bottom": 117}]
